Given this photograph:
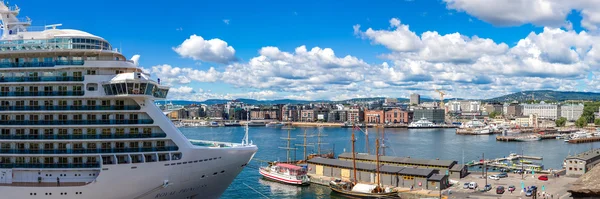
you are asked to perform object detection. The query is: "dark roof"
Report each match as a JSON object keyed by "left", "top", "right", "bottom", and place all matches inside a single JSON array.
[
  {"left": 338, "top": 153, "right": 456, "bottom": 168},
  {"left": 567, "top": 149, "right": 600, "bottom": 161},
  {"left": 450, "top": 164, "right": 465, "bottom": 172},
  {"left": 427, "top": 174, "right": 446, "bottom": 181},
  {"left": 568, "top": 164, "right": 600, "bottom": 196},
  {"left": 308, "top": 157, "right": 436, "bottom": 177}
]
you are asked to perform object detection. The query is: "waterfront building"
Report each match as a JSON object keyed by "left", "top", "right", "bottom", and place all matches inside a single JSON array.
[
  {"left": 0, "top": 3, "right": 257, "bottom": 198},
  {"left": 339, "top": 110, "right": 348, "bottom": 122},
  {"left": 250, "top": 106, "right": 280, "bottom": 120},
  {"left": 166, "top": 107, "right": 187, "bottom": 120},
  {"left": 506, "top": 104, "right": 523, "bottom": 118},
  {"left": 300, "top": 109, "right": 315, "bottom": 122},
  {"left": 413, "top": 108, "right": 445, "bottom": 124},
  {"left": 448, "top": 101, "right": 461, "bottom": 113},
  {"left": 307, "top": 157, "right": 448, "bottom": 190},
  {"left": 484, "top": 103, "right": 503, "bottom": 114},
  {"left": 314, "top": 108, "right": 329, "bottom": 122},
  {"left": 420, "top": 102, "right": 439, "bottom": 109},
  {"left": 384, "top": 108, "right": 410, "bottom": 123},
  {"left": 561, "top": 104, "right": 584, "bottom": 121},
  {"left": 522, "top": 101, "right": 560, "bottom": 120},
  {"left": 346, "top": 109, "right": 362, "bottom": 122},
  {"left": 184, "top": 104, "right": 204, "bottom": 119},
  {"left": 206, "top": 104, "right": 225, "bottom": 119},
  {"left": 228, "top": 107, "right": 247, "bottom": 121},
  {"left": 327, "top": 111, "right": 339, "bottom": 123},
  {"left": 337, "top": 153, "right": 467, "bottom": 179},
  {"left": 364, "top": 109, "right": 384, "bottom": 124},
  {"left": 565, "top": 148, "right": 600, "bottom": 177},
  {"left": 281, "top": 105, "right": 299, "bottom": 122},
  {"left": 410, "top": 93, "right": 420, "bottom": 105}
]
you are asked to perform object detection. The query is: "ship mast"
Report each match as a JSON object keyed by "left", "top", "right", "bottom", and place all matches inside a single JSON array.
[
  {"left": 295, "top": 129, "right": 313, "bottom": 161},
  {"left": 351, "top": 124, "right": 358, "bottom": 184},
  {"left": 313, "top": 125, "right": 328, "bottom": 155},
  {"left": 381, "top": 126, "right": 386, "bottom": 156},
  {"left": 376, "top": 136, "right": 381, "bottom": 188},
  {"left": 279, "top": 127, "right": 296, "bottom": 162}
]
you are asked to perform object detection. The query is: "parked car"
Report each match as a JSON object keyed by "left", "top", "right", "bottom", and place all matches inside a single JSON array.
[
  {"left": 469, "top": 182, "right": 478, "bottom": 189},
  {"left": 526, "top": 189, "right": 533, "bottom": 197},
  {"left": 538, "top": 175, "right": 548, "bottom": 181},
  {"left": 463, "top": 182, "right": 470, "bottom": 189},
  {"left": 514, "top": 169, "right": 524, "bottom": 174},
  {"left": 530, "top": 186, "right": 538, "bottom": 191},
  {"left": 498, "top": 173, "right": 508, "bottom": 178},
  {"left": 508, "top": 185, "right": 516, "bottom": 192},
  {"left": 496, "top": 186, "right": 505, "bottom": 194},
  {"left": 484, "top": 184, "right": 492, "bottom": 191},
  {"left": 488, "top": 175, "right": 500, "bottom": 180},
  {"left": 499, "top": 168, "right": 510, "bottom": 172}
]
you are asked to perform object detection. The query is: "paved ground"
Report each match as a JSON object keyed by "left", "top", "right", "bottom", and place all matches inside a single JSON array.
[{"left": 444, "top": 172, "right": 577, "bottom": 199}]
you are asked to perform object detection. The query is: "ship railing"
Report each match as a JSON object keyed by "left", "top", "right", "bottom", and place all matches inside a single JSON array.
[
  {"left": 0, "top": 119, "right": 154, "bottom": 125},
  {"left": 0, "top": 146, "right": 178, "bottom": 154},
  {"left": 188, "top": 139, "right": 243, "bottom": 148},
  {"left": 0, "top": 76, "right": 84, "bottom": 82},
  {"left": 0, "top": 163, "right": 100, "bottom": 169},
  {"left": 0, "top": 133, "right": 166, "bottom": 140},
  {"left": 0, "top": 105, "right": 140, "bottom": 111},
  {"left": 0, "top": 91, "right": 85, "bottom": 97},
  {"left": 0, "top": 60, "right": 84, "bottom": 68}
]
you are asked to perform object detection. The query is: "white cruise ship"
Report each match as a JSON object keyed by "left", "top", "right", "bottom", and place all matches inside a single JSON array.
[{"left": 0, "top": 2, "right": 257, "bottom": 199}]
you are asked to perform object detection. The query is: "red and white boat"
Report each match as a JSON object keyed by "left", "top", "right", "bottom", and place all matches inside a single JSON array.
[{"left": 259, "top": 163, "right": 310, "bottom": 185}]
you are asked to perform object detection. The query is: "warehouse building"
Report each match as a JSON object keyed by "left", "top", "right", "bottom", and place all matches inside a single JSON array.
[
  {"left": 565, "top": 148, "right": 600, "bottom": 177},
  {"left": 337, "top": 153, "right": 468, "bottom": 179},
  {"left": 307, "top": 157, "right": 449, "bottom": 190}
]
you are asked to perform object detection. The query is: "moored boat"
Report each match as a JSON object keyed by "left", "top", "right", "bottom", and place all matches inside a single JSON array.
[
  {"left": 259, "top": 163, "right": 310, "bottom": 185},
  {"left": 514, "top": 136, "right": 541, "bottom": 142}
]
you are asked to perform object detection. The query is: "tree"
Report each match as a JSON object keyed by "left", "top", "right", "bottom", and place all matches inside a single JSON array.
[
  {"left": 489, "top": 111, "right": 501, "bottom": 118},
  {"left": 576, "top": 116, "right": 588, "bottom": 128},
  {"left": 555, "top": 117, "right": 567, "bottom": 127},
  {"left": 595, "top": 118, "right": 600, "bottom": 126}
]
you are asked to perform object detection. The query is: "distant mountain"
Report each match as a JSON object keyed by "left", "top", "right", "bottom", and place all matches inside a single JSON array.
[{"left": 487, "top": 90, "right": 600, "bottom": 102}]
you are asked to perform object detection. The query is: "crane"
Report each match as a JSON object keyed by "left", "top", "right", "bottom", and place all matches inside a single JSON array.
[{"left": 434, "top": 89, "right": 446, "bottom": 109}]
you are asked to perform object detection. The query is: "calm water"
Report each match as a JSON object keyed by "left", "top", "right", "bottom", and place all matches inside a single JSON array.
[{"left": 179, "top": 127, "right": 596, "bottom": 199}]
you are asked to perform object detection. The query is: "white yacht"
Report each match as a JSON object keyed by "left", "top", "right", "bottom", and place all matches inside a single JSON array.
[
  {"left": 0, "top": 2, "right": 257, "bottom": 199},
  {"left": 408, "top": 117, "right": 436, "bottom": 128}
]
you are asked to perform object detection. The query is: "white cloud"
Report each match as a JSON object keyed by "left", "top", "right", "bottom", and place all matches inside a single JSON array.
[
  {"left": 150, "top": 64, "right": 222, "bottom": 85},
  {"left": 173, "top": 35, "right": 237, "bottom": 64},
  {"left": 443, "top": 0, "right": 600, "bottom": 30},
  {"left": 223, "top": 19, "right": 230, "bottom": 25}
]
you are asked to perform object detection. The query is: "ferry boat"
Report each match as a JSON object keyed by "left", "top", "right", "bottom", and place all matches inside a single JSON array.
[
  {"left": 259, "top": 163, "right": 310, "bottom": 185},
  {"left": 408, "top": 117, "right": 438, "bottom": 128},
  {"left": 0, "top": 2, "right": 257, "bottom": 198}
]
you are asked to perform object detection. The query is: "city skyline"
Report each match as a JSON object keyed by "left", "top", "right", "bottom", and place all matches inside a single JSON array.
[{"left": 18, "top": 0, "right": 600, "bottom": 101}]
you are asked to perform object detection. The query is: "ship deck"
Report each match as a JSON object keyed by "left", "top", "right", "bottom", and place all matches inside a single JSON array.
[{"left": 0, "top": 182, "right": 89, "bottom": 187}]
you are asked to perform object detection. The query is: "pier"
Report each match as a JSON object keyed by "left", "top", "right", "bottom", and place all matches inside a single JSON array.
[
  {"left": 568, "top": 137, "right": 600, "bottom": 144},
  {"left": 496, "top": 133, "right": 561, "bottom": 142}
]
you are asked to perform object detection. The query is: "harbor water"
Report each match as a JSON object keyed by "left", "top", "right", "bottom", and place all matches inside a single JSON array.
[{"left": 180, "top": 127, "right": 596, "bottom": 198}]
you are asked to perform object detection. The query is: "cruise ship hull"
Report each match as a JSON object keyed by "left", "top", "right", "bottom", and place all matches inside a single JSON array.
[{"left": 0, "top": 146, "right": 257, "bottom": 199}]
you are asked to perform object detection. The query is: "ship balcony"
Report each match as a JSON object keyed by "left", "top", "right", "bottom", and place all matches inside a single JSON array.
[
  {"left": 0, "top": 76, "right": 84, "bottom": 82},
  {"left": 0, "top": 132, "right": 166, "bottom": 140},
  {"left": 0, "top": 91, "right": 84, "bottom": 97},
  {"left": 0, "top": 163, "right": 100, "bottom": 169},
  {"left": 0, "top": 105, "right": 140, "bottom": 111},
  {"left": 0, "top": 119, "right": 153, "bottom": 125},
  {"left": 0, "top": 146, "right": 178, "bottom": 154},
  {"left": 0, "top": 60, "right": 84, "bottom": 68}
]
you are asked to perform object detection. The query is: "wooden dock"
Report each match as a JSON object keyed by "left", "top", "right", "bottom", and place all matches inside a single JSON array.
[
  {"left": 496, "top": 133, "right": 559, "bottom": 142},
  {"left": 568, "top": 137, "right": 600, "bottom": 144}
]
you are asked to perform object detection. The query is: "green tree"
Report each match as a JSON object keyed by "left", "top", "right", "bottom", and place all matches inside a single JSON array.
[
  {"left": 595, "top": 118, "right": 600, "bottom": 126},
  {"left": 555, "top": 117, "right": 567, "bottom": 127},
  {"left": 576, "top": 116, "right": 588, "bottom": 128},
  {"left": 489, "top": 111, "right": 501, "bottom": 118}
]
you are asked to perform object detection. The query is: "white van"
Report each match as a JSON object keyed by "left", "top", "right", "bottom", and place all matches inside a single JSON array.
[{"left": 469, "top": 182, "right": 478, "bottom": 189}]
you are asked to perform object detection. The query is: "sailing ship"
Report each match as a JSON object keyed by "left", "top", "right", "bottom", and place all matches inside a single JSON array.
[
  {"left": 329, "top": 124, "right": 397, "bottom": 198},
  {"left": 259, "top": 124, "right": 310, "bottom": 185}
]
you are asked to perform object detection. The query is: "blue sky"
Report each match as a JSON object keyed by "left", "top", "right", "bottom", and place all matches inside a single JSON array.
[{"left": 15, "top": 0, "right": 600, "bottom": 100}]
